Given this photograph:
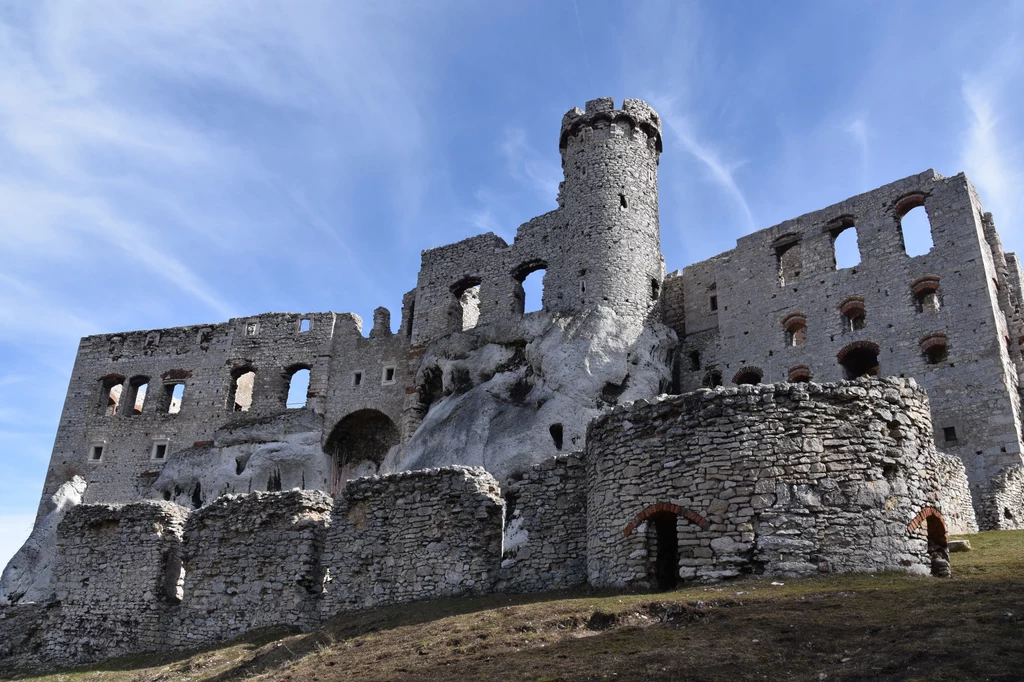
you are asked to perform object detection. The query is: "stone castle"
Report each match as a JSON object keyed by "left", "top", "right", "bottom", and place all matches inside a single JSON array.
[{"left": 2, "top": 97, "right": 1022, "bottom": 667}]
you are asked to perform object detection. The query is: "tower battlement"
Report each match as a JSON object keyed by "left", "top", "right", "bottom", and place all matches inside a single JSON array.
[{"left": 559, "top": 97, "right": 663, "bottom": 153}]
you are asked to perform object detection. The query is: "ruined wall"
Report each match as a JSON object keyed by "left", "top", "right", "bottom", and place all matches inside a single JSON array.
[
  {"left": 980, "top": 464, "right": 1024, "bottom": 530},
  {"left": 0, "top": 603, "right": 48, "bottom": 668},
  {"left": 320, "top": 467, "right": 504, "bottom": 616},
  {"left": 586, "top": 378, "right": 954, "bottom": 587},
  {"left": 42, "top": 501, "right": 189, "bottom": 665},
  {"left": 176, "top": 490, "right": 332, "bottom": 648},
  {"left": 934, "top": 452, "right": 979, "bottom": 535},
  {"left": 499, "top": 453, "right": 587, "bottom": 593},
  {"left": 669, "top": 171, "right": 1024, "bottom": 505}
]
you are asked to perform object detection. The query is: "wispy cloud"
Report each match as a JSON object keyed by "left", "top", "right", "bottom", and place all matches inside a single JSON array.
[
  {"left": 845, "top": 116, "right": 870, "bottom": 189},
  {"left": 651, "top": 96, "right": 756, "bottom": 232},
  {"left": 499, "top": 127, "right": 562, "bottom": 204},
  {"left": 962, "top": 79, "right": 1023, "bottom": 235}
]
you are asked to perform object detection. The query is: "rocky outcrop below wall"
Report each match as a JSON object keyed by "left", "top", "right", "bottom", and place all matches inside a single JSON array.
[
  {"left": 981, "top": 464, "right": 1024, "bottom": 530},
  {"left": 585, "top": 378, "right": 963, "bottom": 587},
  {"left": 320, "top": 467, "right": 504, "bottom": 616},
  {"left": 498, "top": 453, "right": 587, "bottom": 592},
  {"left": 41, "top": 501, "right": 189, "bottom": 665},
  {"left": 177, "top": 490, "right": 332, "bottom": 648},
  {"left": 0, "top": 476, "right": 86, "bottom": 606}
]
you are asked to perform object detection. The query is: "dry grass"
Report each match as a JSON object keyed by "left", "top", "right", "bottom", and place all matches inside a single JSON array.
[{"left": 6, "top": 530, "right": 1024, "bottom": 681}]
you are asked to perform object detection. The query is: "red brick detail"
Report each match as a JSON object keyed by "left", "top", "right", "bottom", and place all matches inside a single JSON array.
[
  {"left": 732, "top": 366, "right": 764, "bottom": 385},
  {"left": 910, "top": 275, "right": 940, "bottom": 297},
  {"left": 161, "top": 368, "right": 193, "bottom": 381},
  {"left": 788, "top": 365, "right": 811, "bottom": 382},
  {"left": 894, "top": 192, "right": 927, "bottom": 216},
  {"left": 836, "top": 340, "right": 880, "bottom": 364},
  {"left": 907, "top": 506, "right": 948, "bottom": 545},
  {"left": 193, "top": 440, "right": 214, "bottom": 448},
  {"left": 919, "top": 333, "right": 948, "bottom": 352},
  {"left": 623, "top": 503, "right": 710, "bottom": 537},
  {"left": 98, "top": 373, "right": 126, "bottom": 384},
  {"left": 838, "top": 296, "right": 865, "bottom": 316},
  {"left": 781, "top": 312, "right": 807, "bottom": 330}
]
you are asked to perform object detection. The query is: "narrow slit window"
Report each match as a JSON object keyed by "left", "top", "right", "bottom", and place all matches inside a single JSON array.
[
  {"left": 619, "top": 193, "right": 628, "bottom": 209},
  {"left": 710, "top": 296, "right": 718, "bottom": 312},
  {"left": 352, "top": 371, "right": 363, "bottom": 387},
  {"left": 152, "top": 442, "right": 168, "bottom": 460}
]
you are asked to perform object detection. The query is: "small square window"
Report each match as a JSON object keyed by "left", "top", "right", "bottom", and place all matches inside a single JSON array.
[
  {"left": 382, "top": 365, "right": 397, "bottom": 385},
  {"left": 352, "top": 371, "right": 363, "bottom": 387},
  {"left": 152, "top": 442, "right": 168, "bottom": 460},
  {"left": 245, "top": 322, "right": 259, "bottom": 337},
  {"left": 299, "top": 318, "right": 311, "bottom": 333},
  {"left": 90, "top": 445, "right": 104, "bottom": 461},
  {"left": 943, "top": 426, "right": 958, "bottom": 443}
]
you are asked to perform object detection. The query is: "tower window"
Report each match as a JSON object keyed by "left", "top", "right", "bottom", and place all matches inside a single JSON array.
[
  {"left": 943, "top": 426, "right": 958, "bottom": 443},
  {"left": 920, "top": 334, "right": 949, "bottom": 364},
  {"left": 828, "top": 216, "right": 861, "bottom": 269},
  {"left": 773, "top": 235, "right": 803, "bottom": 287},
  {"left": 90, "top": 444, "right": 104, "bottom": 461},
  {"left": 299, "top": 318, "right": 311, "bottom": 333},
  {"left": 895, "top": 194, "right": 933, "bottom": 257},
  {"left": 382, "top": 365, "right": 397, "bottom": 385},
  {"left": 710, "top": 296, "right": 718, "bottom": 312},
  {"left": 782, "top": 313, "right": 808, "bottom": 347},
  {"left": 839, "top": 297, "right": 866, "bottom": 332},
  {"left": 619, "top": 193, "right": 628, "bottom": 209},
  {"left": 352, "top": 371, "right": 363, "bottom": 387},
  {"left": 732, "top": 366, "right": 763, "bottom": 386},
  {"left": 151, "top": 441, "right": 169, "bottom": 461}
]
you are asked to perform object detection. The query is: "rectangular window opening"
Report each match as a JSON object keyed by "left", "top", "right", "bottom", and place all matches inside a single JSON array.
[
  {"left": 942, "top": 426, "right": 958, "bottom": 443},
  {"left": 710, "top": 296, "right": 718, "bottom": 312},
  {"left": 382, "top": 366, "right": 397, "bottom": 385},
  {"left": 91, "top": 445, "right": 104, "bottom": 461},
  {"left": 299, "top": 318, "right": 311, "bottom": 333},
  {"left": 166, "top": 383, "right": 185, "bottom": 414},
  {"left": 152, "top": 442, "right": 168, "bottom": 460},
  {"left": 352, "top": 371, "right": 363, "bottom": 387}
]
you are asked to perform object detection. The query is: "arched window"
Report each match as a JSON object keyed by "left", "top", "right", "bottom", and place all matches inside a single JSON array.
[
  {"left": 126, "top": 376, "right": 150, "bottom": 415},
  {"left": 788, "top": 365, "right": 811, "bottom": 383},
  {"left": 896, "top": 193, "right": 934, "bottom": 257},
  {"left": 449, "top": 277, "right": 482, "bottom": 331},
  {"left": 828, "top": 216, "right": 861, "bottom": 269},
  {"left": 781, "top": 312, "right": 807, "bottom": 346},
  {"left": 229, "top": 368, "right": 256, "bottom": 412},
  {"left": 702, "top": 369, "right": 723, "bottom": 388},
  {"left": 911, "top": 276, "right": 941, "bottom": 313},
  {"left": 839, "top": 297, "right": 866, "bottom": 331},
  {"left": 286, "top": 366, "right": 311, "bottom": 408},
  {"left": 513, "top": 260, "right": 548, "bottom": 315},
  {"left": 732, "top": 366, "right": 763, "bottom": 386},
  {"left": 99, "top": 374, "right": 125, "bottom": 416},
  {"left": 920, "top": 333, "right": 948, "bottom": 364},
  {"left": 837, "top": 341, "right": 880, "bottom": 380}
]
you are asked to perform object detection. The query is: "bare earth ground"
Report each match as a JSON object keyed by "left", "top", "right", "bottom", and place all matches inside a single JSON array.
[{"left": 4, "top": 530, "right": 1024, "bottom": 682}]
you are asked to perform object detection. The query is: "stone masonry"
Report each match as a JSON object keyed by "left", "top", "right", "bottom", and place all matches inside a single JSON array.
[{"left": 1, "top": 96, "right": 1018, "bottom": 667}]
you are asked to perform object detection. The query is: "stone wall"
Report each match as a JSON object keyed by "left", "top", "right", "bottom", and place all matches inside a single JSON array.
[
  {"left": 499, "top": 453, "right": 587, "bottom": 593},
  {"left": 0, "top": 603, "right": 48, "bottom": 668},
  {"left": 42, "top": 501, "right": 189, "bottom": 665},
  {"left": 585, "top": 378, "right": 955, "bottom": 587},
  {"left": 177, "top": 490, "right": 332, "bottom": 648},
  {"left": 669, "top": 170, "right": 1024, "bottom": 504},
  {"left": 320, "top": 467, "right": 504, "bottom": 616},
  {"left": 980, "top": 464, "right": 1024, "bottom": 530},
  {"left": 934, "top": 452, "right": 979, "bottom": 535}
]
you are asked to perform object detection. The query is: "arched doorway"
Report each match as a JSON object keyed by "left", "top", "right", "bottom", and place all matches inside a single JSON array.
[
  {"left": 647, "top": 512, "right": 679, "bottom": 590},
  {"left": 324, "top": 410, "right": 399, "bottom": 494},
  {"left": 908, "top": 507, "right": 950, "bottom": 577}
]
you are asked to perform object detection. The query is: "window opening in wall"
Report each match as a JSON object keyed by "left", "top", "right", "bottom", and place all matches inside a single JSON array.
[
  {"left": 702, "top": 369, "right": 723, "bottom": 388},
  {"left": 352, "top": 371, "right": 363, "bottom": 387},
  {"left": 449, "top": 277, "right": 482, "bottom": 331},
  {"left": 838, "top": 342, "right": 880, "bottom": 380},
  {"left": 382, "top": 365, "right": 396, "bottom": 385},
  {"left": 911, "top": 277, "right": 942, "bottom": 313},
  {"left": 651, "top": 278, "right": 660, "bottom": 301},
  {"left": 287, "top": 367, "right": 311, "bottom": 408},
  {"left": 128, "top": 377, "right": 149, "bottom": 415},
  {"left": 299, "top": 318, "right": 311, "bottom": 333},
  {"left": 830, "top": 218, "right": 861, "bottom": 269},
  {"left": 710, "top": 295, "right": 718, "bottom": 312},
  {"left": 519, "top": 266, "right": 546, "bottom": 314},
  {"left": 788, "top": 365, "right": 812, "bottom": 383},
  {"left": 152, "top": 441, "right": 168, "bottom": 460},
  {"left": 943, "top": 426, "right": 958, "bottom": 443},
  {"left": 549, "top": 423, "right": 564, "bottom": 451},
  {"left": 325, "top": 410, "right": 400, "bottom": 494},
  {"left": 90, "top": 444, "right": 104, "bottom": 461},
  {"left": 103, "top": 380, "right": 123, "bottom": 417},
  {"left": 230, "top": 370, "right": 255, "bottom": 412},
  {"left": 921, "top": 334, "right": 948, "bottom": 364},
  {"left": 688, "top": 351, "right": 701, "bottom": 371},
  {"left": 733, "top": 367, "right": 763, "bottom": 385},
  {"left": 619, "top": 193, "right": 628, "bottom": 209},
  {"left": 166, "top": 383, "right": 185, "bottom": 414},
  {"left": 840, "top": 298, "right": 866, "bottom": 332},
  {"left": 896, "top": 196, "right": 934, "bottom": 257},
  {"left": 245, "top": 321, "right": 258, "bottom": 337},
  {"left": 774, "top": 237, "right": 803, "bottom": 287},
  {"left": 782, "top": 313, "right": 807, "bottom": 346},
  {"left": 647, "top": 511, "right": 679, "bottom": 591}
]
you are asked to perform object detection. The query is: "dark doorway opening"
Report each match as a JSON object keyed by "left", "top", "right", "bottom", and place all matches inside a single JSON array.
[{"left": 649, "top": 512, "right": 679, "bottom": 590}]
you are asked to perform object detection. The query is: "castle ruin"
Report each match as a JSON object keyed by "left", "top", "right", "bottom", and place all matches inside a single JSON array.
[{"left": 3, "top": 97, "right": 1022, "bottom": 667}]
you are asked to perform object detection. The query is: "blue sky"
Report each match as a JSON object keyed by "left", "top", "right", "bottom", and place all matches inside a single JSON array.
[{"left": 1, "top": 0, "right": 1022, "bottom": 569}]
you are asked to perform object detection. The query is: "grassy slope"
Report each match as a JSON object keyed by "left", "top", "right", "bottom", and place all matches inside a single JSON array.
[{"left": 5, "top": 530, "right": 1024, "bottom": 682}]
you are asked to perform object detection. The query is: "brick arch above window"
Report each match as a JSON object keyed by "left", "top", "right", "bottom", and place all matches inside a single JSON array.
[
  {"left": 788, "top": 365, "right": 812, "bottom": 382},
  {"left": 910, "top": 275, "right": 941, "bottom": 297},
  {"left": 623, "top": 502, "right": 710, "bottom": 537},
  {"left": 836, "top": 340, "right": 880, "bottom": 365},
  {"left": 732, "top": 366, "right": 763, "bottom": 385},
  {"left": 907, "top": 506, "right": 947, "bottom": 545},
  {"left": 894, "top": 191, "right": 928, "bottom": 217}
]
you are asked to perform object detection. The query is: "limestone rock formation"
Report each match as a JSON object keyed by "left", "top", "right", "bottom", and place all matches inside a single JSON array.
[{"left": 0, "top": 475, "right": 86, "bottom": 606}]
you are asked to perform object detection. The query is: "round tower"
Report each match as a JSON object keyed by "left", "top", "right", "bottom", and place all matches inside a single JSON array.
[{"left": 553, "top": 97, "right": 664, "bottom": 321}]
